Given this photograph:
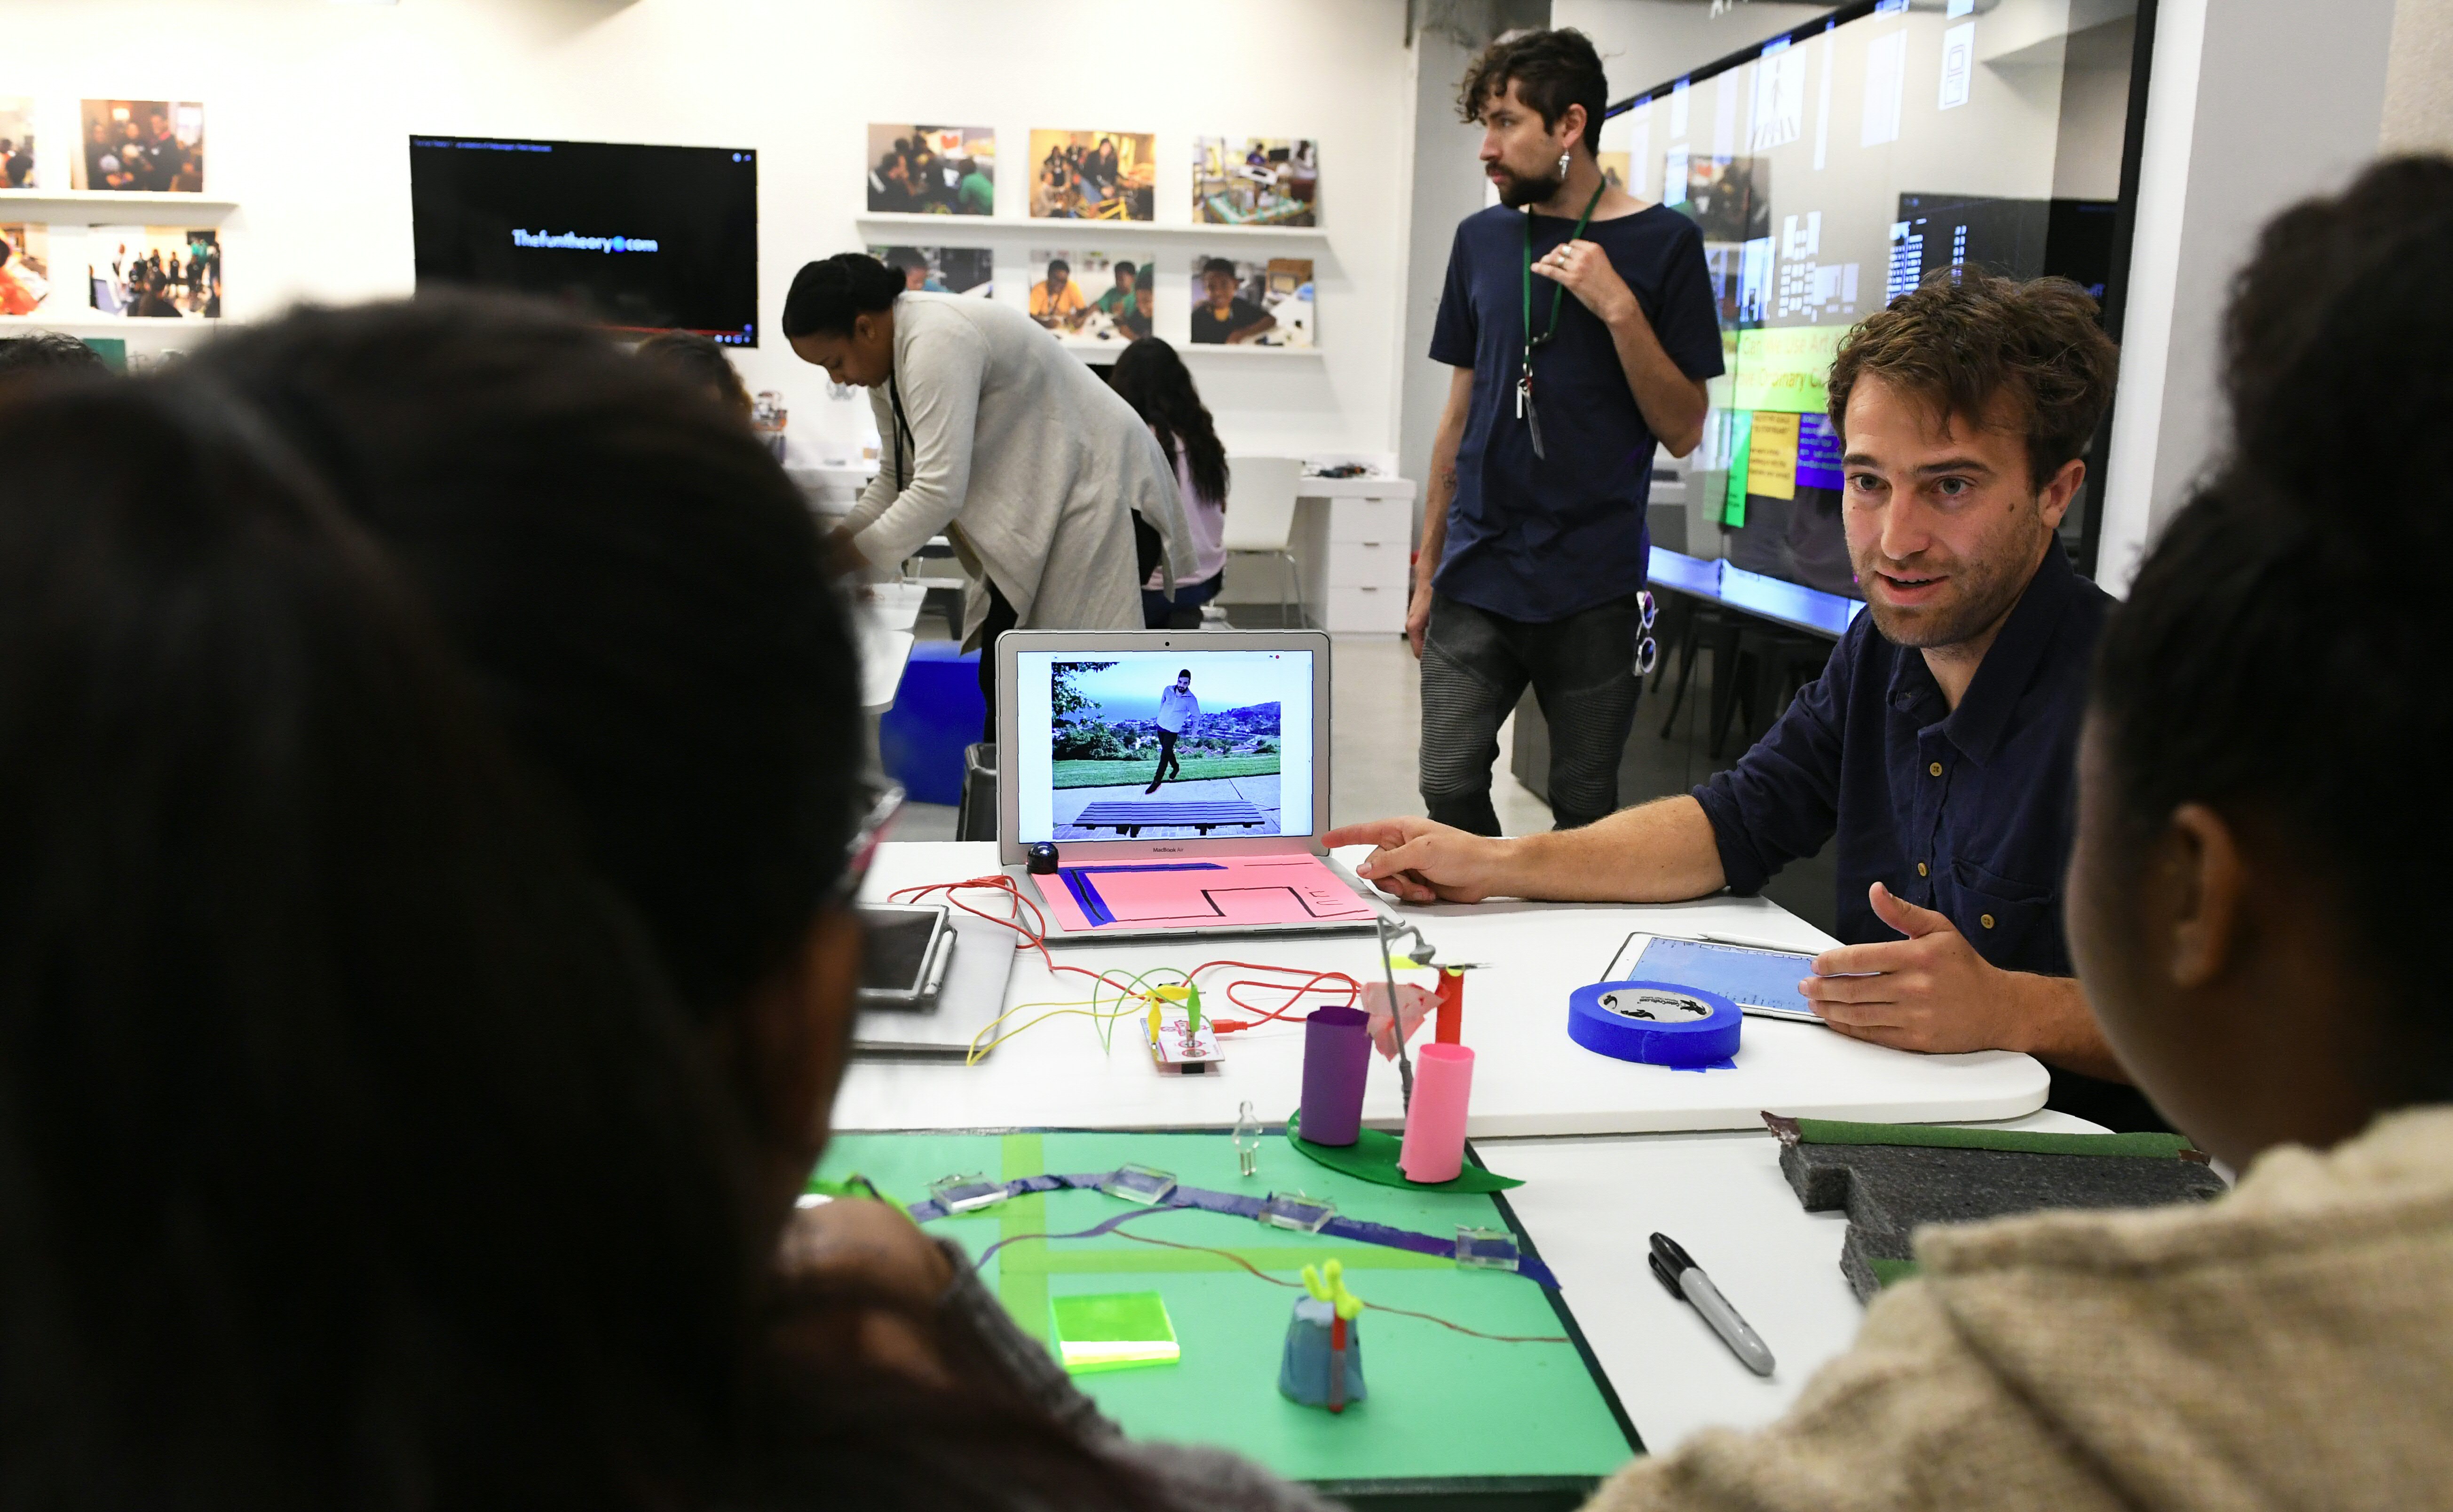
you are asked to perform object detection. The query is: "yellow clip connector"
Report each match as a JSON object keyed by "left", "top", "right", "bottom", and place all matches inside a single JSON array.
[
  {"left": 1300, "top": 1258, "right": 1364, "bottom": 1321},
  {"left": 1149, "top": 982, "right": 1202, "bottom": 1036}
]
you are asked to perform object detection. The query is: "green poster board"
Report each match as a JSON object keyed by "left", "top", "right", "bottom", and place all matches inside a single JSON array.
[{"left": 815, "top": 1129, "right": 1640, "bottom": 1504}]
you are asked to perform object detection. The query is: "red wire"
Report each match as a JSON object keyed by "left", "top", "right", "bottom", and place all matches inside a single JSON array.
[{"left": 880, "top": 882, "right": 1364, "bottom": 1035}]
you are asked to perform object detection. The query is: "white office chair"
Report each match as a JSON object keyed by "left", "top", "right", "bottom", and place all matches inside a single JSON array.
[{"left": 1219, "top": 455, "right": 1305, "bottom": 627}]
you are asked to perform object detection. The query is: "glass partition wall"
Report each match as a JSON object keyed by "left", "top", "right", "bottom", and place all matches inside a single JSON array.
[{"left": 1600, "top": 0, "right": 2152, "bottom": 585}]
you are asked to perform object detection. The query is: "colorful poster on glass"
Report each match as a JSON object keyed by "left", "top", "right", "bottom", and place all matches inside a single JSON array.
[
  {"left": 1191, "top": 137, "right": 1317, "bottom": 226},
  {"left": 87, "top": 227, "right": 220, "bottom": 318},
  {"left": 1029, "top": 250, "right": 1146, "bottom": 345},
  {"left": 1029, "top": 130, "right": 1154, "bottom": 222},
  {"left": 868, "top": 245, "right": 994, "bottom": 297},
  {"left": 72, "top": 100, "right": 206, "bottom": 192},
  {"left": 866, "top": 124, "right": 995, "bottom": 215},
  {"left": 1188, "top": 255, "right": 1312, "bottom": 347}
]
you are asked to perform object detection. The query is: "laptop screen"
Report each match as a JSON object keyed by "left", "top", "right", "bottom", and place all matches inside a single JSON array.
[{"left": 1010, "top": 647, "right": 1317, "bottom": 844}]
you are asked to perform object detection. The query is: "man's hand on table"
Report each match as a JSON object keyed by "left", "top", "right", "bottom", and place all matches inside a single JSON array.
[
  {"left": 1802, "top": 883, "right": 2118, "bottom": 1078},
  {"left": 1326, "top": 816, "right": 1512, "bottom": 904}
]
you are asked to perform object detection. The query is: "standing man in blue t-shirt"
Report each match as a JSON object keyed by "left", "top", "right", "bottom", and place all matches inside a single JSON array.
[{"left": 1411, "top": 28, "right": 1726, "bottom": 834}]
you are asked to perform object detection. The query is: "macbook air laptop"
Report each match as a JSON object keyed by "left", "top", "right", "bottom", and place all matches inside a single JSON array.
[{"left": 994, "top": 628, "right": 1381, "bottom": 945}]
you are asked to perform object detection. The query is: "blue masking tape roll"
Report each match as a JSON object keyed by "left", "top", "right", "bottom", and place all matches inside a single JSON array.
[{"left": 1567, "top": 980, "right": 1742, "bottom": 1068}]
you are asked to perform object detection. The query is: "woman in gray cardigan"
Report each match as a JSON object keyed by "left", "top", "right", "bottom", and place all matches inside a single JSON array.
[{"left": 784, "top": 254, "right": 1194, "bottom": 732}]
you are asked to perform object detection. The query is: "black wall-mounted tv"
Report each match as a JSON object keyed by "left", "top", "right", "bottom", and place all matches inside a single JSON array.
[{"left": 409, "top": 134, "right": 760, "bottom": 345}]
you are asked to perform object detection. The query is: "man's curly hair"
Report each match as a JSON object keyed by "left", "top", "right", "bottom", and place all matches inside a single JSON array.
[{"left": 1825, "top": 271, "right": 2119, "bottom": 491}]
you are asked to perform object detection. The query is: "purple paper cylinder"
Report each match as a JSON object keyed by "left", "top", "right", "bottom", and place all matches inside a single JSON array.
[
  {"left": 1299, "top": 1006, "right": 1371, "bottom": 1146},
  {"left": 1398, "top": 1043, "right": 1474, "bottom": 1183}
]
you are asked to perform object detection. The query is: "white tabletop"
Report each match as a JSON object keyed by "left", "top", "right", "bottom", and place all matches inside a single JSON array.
[
  {"left": 855, "top": 611, "right": 916, "bottom": 715},
  {"left": 1295, "top": 474, "right": 1416, "bottom": 500},
  {"left": 1488, "top": 1109, "right": 2107, "bottom": 1456},
  {"left": 843, "top": 843, "right": 2048, "bottom": 1136}
]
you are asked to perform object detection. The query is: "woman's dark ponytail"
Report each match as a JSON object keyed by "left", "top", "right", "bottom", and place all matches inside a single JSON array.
[{"left": 781, "top": 253, "right": 904, "bottom": 339}]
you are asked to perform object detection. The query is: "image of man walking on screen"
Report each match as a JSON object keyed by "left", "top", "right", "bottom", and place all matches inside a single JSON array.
[{"left": 1147, "top": 669, "right": 1199, "bottom": 793}]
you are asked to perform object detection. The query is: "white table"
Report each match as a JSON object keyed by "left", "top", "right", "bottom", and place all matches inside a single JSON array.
[
  {"left": 854, "top": 586, "right": 924, "bottom": 714},
  {"left": 842, "top": 842, "right": 2048, "bottom": 1136},
  {"left": 1488, "top": 1109, "right": 2105, "bottom": 1456}
]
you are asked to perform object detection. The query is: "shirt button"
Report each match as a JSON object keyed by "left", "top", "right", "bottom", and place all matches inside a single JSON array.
[
  {"left": 1928, "top": 761, "right": 1944, "bottom": 777},
  {"left": 1980, "top": 914, "right": 1996, "bottom": 929},
  {"left": 1917, "top": 862, "right": 1929, "bottom": 877}
]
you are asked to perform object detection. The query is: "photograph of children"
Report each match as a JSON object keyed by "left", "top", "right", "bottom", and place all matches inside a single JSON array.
[
  {"left": 1672, "top": 154, "right": 1771, "bottom": 244},
  {"left": 87, "top": 228, "right": 220, "bottom": 319},
  {"left": 866, "top": 124, "right": 996, "bottom": 215},
  {"left": 2, "top": 99, "right": 38, "bottom": 189},
  {"left": 869, "top": 245, "right": 994, "bottom": 298},
  {"left": 1189, "top": 256, "right": 1313, "bottom": 347},
  {"left": 1192, "top": 137, "right": 1317, "bottom": 226},
  {"left": 1029, "top": 130, "right": 1155, "bottom": 222},
  {"left": 1048, "top": 658, "right": 1289, "bottom": 840},
  {"left": 0, "top": 225, "right": 53, "bottom": 315},
  {"left": 72, "top": 100, "right": 206, "bottom": 193},
  {"left": 1029, "top": 250, "right": 1142, "bottom": 345}
]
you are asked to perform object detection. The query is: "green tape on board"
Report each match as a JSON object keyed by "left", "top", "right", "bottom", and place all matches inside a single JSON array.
[{"left": 1286, "top": 1113, "right": 1522, "bottom": 1193}]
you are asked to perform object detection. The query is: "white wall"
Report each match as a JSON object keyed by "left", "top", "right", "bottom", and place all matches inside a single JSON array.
[
  {"left": 2094, "top": 0, "right": 2397, "bottom": 591},
  {"left": 0, "top": 0, "right": 1416, "bottom": 462},
  {"left": 1556, "top": 0, "right": 1834, "bottom": 102}
]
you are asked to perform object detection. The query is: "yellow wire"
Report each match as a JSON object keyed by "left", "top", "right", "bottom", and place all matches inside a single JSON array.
[{"left": 960, "top": 965, "right": 1198, "bottom": 1066}]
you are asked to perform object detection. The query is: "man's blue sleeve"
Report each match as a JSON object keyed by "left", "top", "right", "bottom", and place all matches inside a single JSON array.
[
  {"left": 1428, "top": 221, "right": 1478, "bottom": 367},
  {"left": 1689, "top": 633, "right": 1854, "bottom": 896}
]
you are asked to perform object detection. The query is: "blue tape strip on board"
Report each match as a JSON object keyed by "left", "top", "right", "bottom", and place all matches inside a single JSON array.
[{"left": 1567, "top": 980, "right": 1743, "bottom": 1069}]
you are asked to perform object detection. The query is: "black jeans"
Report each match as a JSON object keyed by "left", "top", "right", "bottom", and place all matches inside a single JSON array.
[
  {"left": 1419, "top": 591, "right": 1644, "bottom": 834},
  {"left": 1152, "top": 730, "right": 1182, "bottom": 785},
  {"left": 976, "top": 578, "right": 1019, "bottom": 744}
]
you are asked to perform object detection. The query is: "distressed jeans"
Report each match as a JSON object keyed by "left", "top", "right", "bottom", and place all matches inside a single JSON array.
[{"left": 1418, "top": 591, "right": 1644, "bottom": 834}]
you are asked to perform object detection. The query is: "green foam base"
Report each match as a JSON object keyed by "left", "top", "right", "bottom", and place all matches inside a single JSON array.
[{"left": 1285, "top": 1113, "right": 1523, "bottom": 1192}]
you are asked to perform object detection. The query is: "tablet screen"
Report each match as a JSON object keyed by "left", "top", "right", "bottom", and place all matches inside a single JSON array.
[{"left": 1631, "top": 937, "right": 1821, "bottom": 1018}]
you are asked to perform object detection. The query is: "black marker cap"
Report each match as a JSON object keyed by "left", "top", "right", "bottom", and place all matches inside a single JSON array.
[
  {"left": 1647, "top": 1250, "right": 1685, "bottom": 1300},
  {"left": 1650, "top": 1231, "right": 1696, "bottom": 1276}
]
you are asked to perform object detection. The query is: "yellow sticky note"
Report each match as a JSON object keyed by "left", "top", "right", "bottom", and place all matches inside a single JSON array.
[{"left": 1747, "top": 410, "right": 1800, "bottom": 500}]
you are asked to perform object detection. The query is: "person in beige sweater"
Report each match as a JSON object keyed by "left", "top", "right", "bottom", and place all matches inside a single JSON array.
[{"left": 1585, "top": 157, "right": 2453, "bottom": 1512}]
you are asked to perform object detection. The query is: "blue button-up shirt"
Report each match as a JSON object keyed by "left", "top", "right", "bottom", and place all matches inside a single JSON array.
[{"left": 1692, "top": 546, "right": 2153, "bottom": 1127}]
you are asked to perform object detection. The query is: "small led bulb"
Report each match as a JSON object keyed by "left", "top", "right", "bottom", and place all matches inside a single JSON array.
[{"left": 1234, "top": 1100, "right": 1262, "bottom": 1178}]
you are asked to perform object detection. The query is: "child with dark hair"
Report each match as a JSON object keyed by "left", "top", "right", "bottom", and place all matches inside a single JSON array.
[
  {"left": 0, "top": 293, "right": 1331, "bottom": 1511},
  {"left": 1191, "top": 257, "right": 1273, "bottom": 345},
  {"left": 634, "top": 327, "right": 754, "bottom": 418},
  {"left": 1111, "top": 337, "right": 1230, "bottom": 627},
  {"left": 1578, "top": 156, "right": 2453, "bottom": 1512}
]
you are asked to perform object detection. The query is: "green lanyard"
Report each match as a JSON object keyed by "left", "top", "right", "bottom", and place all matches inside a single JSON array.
[{"left": 1518, "top": 182, "right": 1606, "bottom": 459}]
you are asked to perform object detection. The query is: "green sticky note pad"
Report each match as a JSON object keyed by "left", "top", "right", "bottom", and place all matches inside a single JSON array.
[{"left": 1052, "top": 1291, "right": 1180, "bottom": 1374}]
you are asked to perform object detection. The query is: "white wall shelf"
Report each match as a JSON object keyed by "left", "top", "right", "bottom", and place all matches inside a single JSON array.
[
  {"left": 0, "top": 313, "right": 222, "bottom": 330},
  {"left": 855, "top": 212, "right": 1324, "bottom": 240},
  {"left": 0, "top": 190, "right": 238, "bottom": 222}
]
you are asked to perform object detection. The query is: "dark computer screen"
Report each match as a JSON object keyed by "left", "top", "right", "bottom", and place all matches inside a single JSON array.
[{"left": 408, "top": 135, "right": 760, "bottom": 344}]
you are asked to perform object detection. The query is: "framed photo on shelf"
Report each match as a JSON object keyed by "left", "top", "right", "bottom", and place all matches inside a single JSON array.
[
  {"left": 867, "top": 124, "right": 996, "bottom": 215},
  {"left": 1188, "top": 254, "right": 1312, "bottom": 347},
  {"left": 868, "top": 244, "right": 994, "bottom": 297},
  {"left": 1191, "top": 137, "right": 1317, "bottom": 226},
  {"left": 1, "top": 223, "right": 56, "bottom": 315},
  {"left": 1028, "top": 130, "right": 1154, "bottom": 222},
  {"left": 87, "top": 226, "right": 220, "bottom": 318},
  {"left": 2, "top": 98, "right": 39, "bottom": 189},
  {"left": 72, "top": 100, "right": 206, "bottom": 193},
  {"left": 1029, "top": 249, "right": 1147, "bottom": 346}
]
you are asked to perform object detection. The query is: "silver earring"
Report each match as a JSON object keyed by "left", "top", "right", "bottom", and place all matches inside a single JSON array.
[{"left": 1559, "top": 152, "right": 1571, "bottom": 176}]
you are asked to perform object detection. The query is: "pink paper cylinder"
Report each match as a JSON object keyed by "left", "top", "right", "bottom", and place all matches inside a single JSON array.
[
  {"left": 1299, "top": 1006, "right": 1372, "bottom": 1146},
  {"left": 1397, "top": 1043, "right": 1474, "bottom": 1183}
]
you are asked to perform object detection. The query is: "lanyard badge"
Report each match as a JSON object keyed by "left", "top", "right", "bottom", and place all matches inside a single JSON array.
[{"left": 1519, "top": 182, "right": 1606, "bottom": 462}]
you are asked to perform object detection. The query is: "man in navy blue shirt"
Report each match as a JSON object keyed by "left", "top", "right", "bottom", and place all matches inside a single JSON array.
[
  {"left": 1336, "top": 274, "right": 2156, "bottom": 1129},
  {"left": 1409, "top": 29, "right": 1725, "bottom": 833}
]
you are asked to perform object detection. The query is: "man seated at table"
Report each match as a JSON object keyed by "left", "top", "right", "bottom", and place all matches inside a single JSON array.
[
  {"left": 1029, "top": 257, "right": 1087, "bottom": 331},
  {"left": 1329, "top": 273, "right": 2147, "bottom": 1127},
  {"left": 1587, "top": 158, "right": 2453, "bottom": 1508}
]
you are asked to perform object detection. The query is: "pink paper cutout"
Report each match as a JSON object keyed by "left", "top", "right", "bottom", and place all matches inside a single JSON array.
[{"left": 1036, "top": 853, "right": 1377, "bottom": 934}]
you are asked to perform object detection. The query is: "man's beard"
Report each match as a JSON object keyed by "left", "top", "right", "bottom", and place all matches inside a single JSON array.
[
  {"left": 1493, "top": 164, "right": 1563, "bottom": 209},
  {"left": 1855, "top": 536, "right": 2036, "bottom": 650}
]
